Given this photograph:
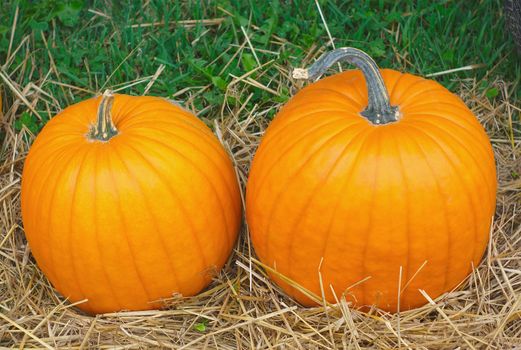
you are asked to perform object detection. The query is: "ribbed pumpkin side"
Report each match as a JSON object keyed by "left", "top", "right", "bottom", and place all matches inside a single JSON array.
[
  {"left": 246, "top": 67, "right": 496, "bottom": 311},
  {"left": 21, "top": 95, "right": 241, "bottom": 314}
]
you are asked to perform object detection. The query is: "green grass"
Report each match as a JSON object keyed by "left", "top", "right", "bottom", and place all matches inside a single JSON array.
[{"left": 0, "top": 0, "right": 519, "bottom": 134}]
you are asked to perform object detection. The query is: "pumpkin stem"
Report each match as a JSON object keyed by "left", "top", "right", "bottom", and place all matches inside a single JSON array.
[
  {"left": 292, "top": 47, "right": 400, "bottom": 125},
  {"left": 89, "top": 90, "right": 118, "bottom": 141}
]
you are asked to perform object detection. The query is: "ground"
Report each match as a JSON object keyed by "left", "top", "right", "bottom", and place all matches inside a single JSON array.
[{"left": 0, "top": 0, "right": 520, "bottom": 349}]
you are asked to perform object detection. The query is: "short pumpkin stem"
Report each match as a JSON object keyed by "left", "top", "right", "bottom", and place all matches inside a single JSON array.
[
  {"left": 89, "top": 90, "right": 118, "bottom": 141},
  {"left": 293, "top": 47, "right": 400, "bottom": 125}
]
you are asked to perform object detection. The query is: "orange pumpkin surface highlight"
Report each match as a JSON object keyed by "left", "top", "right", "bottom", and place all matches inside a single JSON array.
[
  {"left": 246, "top": 48, "right": 496, "bottom": 312},
  {"left": 21, "top": 93, "right": 242, "bottom": 314}
]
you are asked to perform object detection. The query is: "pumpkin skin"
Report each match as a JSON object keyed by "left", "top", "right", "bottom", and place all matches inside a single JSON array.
[
  {"left": 246, "top": 69, "right": 497, "bottom": 312},
  {"left": 21, "top": 94, "right": 242, "bottom": 314}
]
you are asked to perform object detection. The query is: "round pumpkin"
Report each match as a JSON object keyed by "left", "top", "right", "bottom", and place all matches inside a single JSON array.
[
  {"left": 246, "top": 48, "right": 496, "bottom": 312},
  {"left": 21, "top": 92, "right": 242, "bottom": 314}
]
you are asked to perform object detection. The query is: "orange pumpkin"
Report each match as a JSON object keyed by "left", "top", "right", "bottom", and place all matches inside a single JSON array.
[
  {"left": 246, "top": 48, "right": 496, "bottom": 312},
  {"left": 21, "top": 91, "right": 242, "bottom": 314}
]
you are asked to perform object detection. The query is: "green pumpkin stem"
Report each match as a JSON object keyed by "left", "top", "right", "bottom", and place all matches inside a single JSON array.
[
  {"left": 90, "top": 90, "right": 118, "bottom": 141},
  {"left": 293, "top": 47, "right": 400, "bottom": 125}
]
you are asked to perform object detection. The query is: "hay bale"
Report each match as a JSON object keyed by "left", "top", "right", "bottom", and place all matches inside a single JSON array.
[{"left": 0, "top": 52, "right": 520, "bottom": 349}]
